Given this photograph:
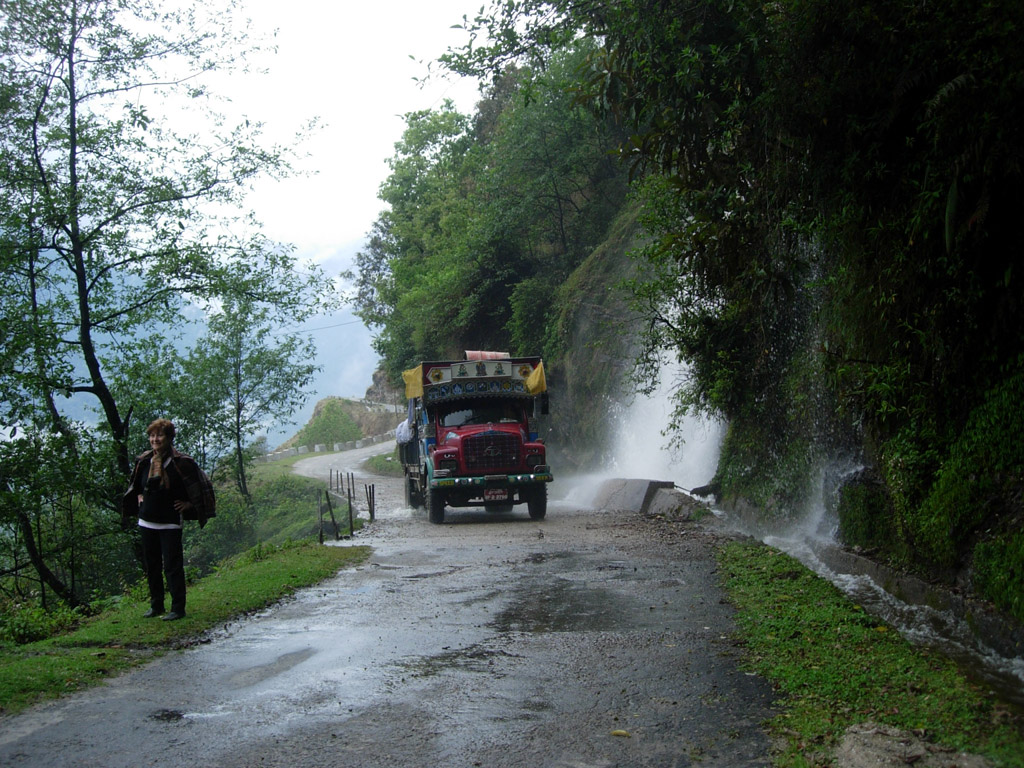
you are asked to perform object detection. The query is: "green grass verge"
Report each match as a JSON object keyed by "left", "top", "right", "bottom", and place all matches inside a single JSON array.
[
  {"left": 717, "top": 540, "right": 1024, "bottom": 767},
  {"left": 250, "top": 452, "right": 316, "bottom": 481},
  {"left": 364, "top": 448, "right": 404, "bottom": 477},
  {"left": 0, "top": 541, "right": 369, "bottom": 717}
]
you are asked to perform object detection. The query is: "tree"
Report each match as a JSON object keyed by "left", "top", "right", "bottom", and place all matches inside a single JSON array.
[
  {"left": 348, "top": 101, "right": 478, "bottom": 375},
  {"left": 0, "top": 0, "right": 332, "bottom": 606},
  {"left": 0, "top": 0, "right": 324, "bottom": 464},
  {"left": 185, "top": 299, "right": 319, "bottom": 501},
  {"left": 0, "top": 426, "right": 127, "bottom": 608},
  {"left": 348, "top": 54, "right": 630, "bottom": 381}
]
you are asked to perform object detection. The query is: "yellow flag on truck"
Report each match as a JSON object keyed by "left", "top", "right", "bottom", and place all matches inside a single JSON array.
[
  {"left": 525, "top": 360, "right": 546, "bottom": 394},
  {"left": 402, "top": 365, "right": 424, "bottom": 399}
]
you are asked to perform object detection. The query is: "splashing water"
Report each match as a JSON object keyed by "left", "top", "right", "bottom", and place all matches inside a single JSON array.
[
  {"left": 760, "top": 473, "right": 1024, "bottom": 705},
  {"left": 557, "top": 360, "right": 723, "bottom": 509},
  {"left": 607, "top": 362, "right": 724, "bottom": 491}
]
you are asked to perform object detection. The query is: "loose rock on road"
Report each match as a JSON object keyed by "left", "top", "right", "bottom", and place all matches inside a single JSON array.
[{"left": 0, "top": 441, "right": 774, "bottom": 767}]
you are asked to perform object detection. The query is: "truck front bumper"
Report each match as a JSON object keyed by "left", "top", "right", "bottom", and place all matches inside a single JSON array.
[{"left": 429, "top": 470, "right": 553, "bottom": 490}]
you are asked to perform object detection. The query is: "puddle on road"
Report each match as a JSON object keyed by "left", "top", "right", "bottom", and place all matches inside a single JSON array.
[
  {"left": 401, "top": 565, "right": 469, "bottom": 580},
  {"left": 482, "top": 549, "right": 695, "bottom": 635},
  {"left": 522, "top": 551, "right": 573, "bottom": 565},
  {"left": 396, "top": 643, "right": 523, "bottom": 679},
  {"left": 490, "top": 578, "right": 633, "bottom": 634},
  {"left": 227, "top": 647, "right": 317, "bottom": 689},
  {"left": 149, "top": 709, "right": 185, "bottom": 722}
]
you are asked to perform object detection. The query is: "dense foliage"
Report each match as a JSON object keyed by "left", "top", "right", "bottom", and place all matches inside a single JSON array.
[
  {"left": 351, "top": 0, "right": 1024, "bottom": 617},
  {"left": 347, "top": 43, "right": 632, "bottom": 379},
  {"left": 289, "top": 398, "right": 364, "bottom": 451}
]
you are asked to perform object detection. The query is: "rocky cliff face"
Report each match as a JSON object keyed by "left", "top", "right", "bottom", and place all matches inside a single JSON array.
[
  {"left": 544, "top": 203, "right": 645, "bottom": 471},
  {"left": 364, "top": 368, "right": 403, "bottom": 407}
]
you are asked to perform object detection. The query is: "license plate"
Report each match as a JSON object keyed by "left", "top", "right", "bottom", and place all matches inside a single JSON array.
[{"left": 484, "top": 488, "right": 509, "bottom": 501}]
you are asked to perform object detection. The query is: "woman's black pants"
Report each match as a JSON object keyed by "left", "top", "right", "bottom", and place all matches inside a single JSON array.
[{"left": 140, "top": 526, "right": 185, "bottom": 614}]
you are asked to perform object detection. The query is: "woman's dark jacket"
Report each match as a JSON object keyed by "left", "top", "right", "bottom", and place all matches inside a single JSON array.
[{"left": 122, "top": 449, "right": 214, "bottom": 529}]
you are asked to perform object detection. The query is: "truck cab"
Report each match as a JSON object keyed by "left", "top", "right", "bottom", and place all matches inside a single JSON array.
[{"left": 398, "top": 353, "right": 552, "bottom": 523}]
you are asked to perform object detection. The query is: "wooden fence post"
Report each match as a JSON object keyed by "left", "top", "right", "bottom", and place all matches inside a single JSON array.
[
  {"left": 317, "top": 489, "right": 324, "bottom": 545},
  {"left": 324, "top": 490, "right": 340, "bottom": 540},
  {"left": 364, "top": 483, "right": 375, "bottom": 522}
]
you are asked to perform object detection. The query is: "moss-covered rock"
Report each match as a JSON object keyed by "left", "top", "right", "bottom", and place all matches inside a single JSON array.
[
  {"left": 836, "top": 469, "right": 898, "bottom": 553},
  {"left": 972, "top": 529, "right": 1024, "bottom": 624},
  {"left": 545, "top": 202, "right": 645, "bottom": 470}
]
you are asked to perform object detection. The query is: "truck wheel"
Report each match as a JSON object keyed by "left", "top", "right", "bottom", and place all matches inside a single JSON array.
[
  {"left": 427, "top": 486, "right": 445, "bottom": 524},
  {"left": 526, "top": 485, "right": 547, "bottom": 520}
]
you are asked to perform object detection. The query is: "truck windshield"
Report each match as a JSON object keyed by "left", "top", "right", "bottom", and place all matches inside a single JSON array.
[{"left": 440, "top": 401, "right": 521, "bottom": 427}]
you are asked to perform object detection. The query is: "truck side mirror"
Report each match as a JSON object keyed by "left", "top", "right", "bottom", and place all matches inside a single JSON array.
[{"left": 539, "top": 393, "right": 549, "bottom": 416}]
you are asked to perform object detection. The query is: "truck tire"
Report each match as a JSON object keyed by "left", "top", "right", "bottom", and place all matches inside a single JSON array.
[
  {"left": 526, "top": 485, "right": 547, "bottom": 520},
  {"left": 426, "top": 486, "right": 445, "bottom": 524}
]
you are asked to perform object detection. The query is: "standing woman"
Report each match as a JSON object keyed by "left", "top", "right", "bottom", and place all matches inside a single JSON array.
[{"left": 123, "top": 419, "right": 213, "bottom": 621}]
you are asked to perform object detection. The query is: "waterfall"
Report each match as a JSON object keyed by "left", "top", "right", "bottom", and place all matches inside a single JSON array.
[{"left": 608, "top": 359, "right": 724, "bottom": 491}]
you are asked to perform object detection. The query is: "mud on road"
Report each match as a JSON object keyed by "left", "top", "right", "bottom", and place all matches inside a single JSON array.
[{"left": 0, "top": 443, "right": 774, "bottom": 768}]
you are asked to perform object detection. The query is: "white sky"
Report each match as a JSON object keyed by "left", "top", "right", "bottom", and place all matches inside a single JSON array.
[
  {"left": 218, "top": 1, "right": 486, "bottom": 440},
  {"left": 233, "top": 0, "right": 483, "bottom": 262}
]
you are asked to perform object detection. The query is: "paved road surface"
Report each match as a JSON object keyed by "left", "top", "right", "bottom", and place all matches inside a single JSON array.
[{"left": 0, "top": 441, "right": 774, "bottom": 767}]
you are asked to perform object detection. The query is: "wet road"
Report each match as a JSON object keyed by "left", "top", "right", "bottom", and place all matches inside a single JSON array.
[{"left": 0, "top": 443, "right": 774, "bottom": 767}]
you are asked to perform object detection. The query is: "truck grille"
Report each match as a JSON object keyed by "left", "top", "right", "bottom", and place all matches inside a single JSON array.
[{"left": 464, "top": 431, "right": 519, "bottom": 472}]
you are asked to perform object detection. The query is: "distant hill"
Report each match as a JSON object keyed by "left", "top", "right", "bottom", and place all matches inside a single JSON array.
[{"left": 278, "top": 395, "right": 402, "bottom": 451}]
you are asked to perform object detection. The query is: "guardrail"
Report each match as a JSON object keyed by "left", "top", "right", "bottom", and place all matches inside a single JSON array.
[{"left": 255, "top": 430, "right": 396, "bottom": 463}]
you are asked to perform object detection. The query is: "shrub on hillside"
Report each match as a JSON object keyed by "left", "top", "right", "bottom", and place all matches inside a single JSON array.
[
  {"left": 0, "top": 601, "right": 81, "bottom": 645},
  {"left": 292, "top": 398, "right": 362, "bottom": 448}
]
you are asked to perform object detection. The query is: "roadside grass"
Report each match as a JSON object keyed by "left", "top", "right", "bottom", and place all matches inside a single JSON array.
[
  {"left": 250, "top": 452, "right": 310, "bottom": 480},
  {"left": 364, "top": 447, "right": 404, "bottom": 477},
  {"left": 0, "top": 541, "right": 369, "bottom": 717},
  {"left": 248, "top": 458, "right": 360, "bottom": 542},
  {"left": 718, "top": 540, "right": 1024, "bottom": 767}
]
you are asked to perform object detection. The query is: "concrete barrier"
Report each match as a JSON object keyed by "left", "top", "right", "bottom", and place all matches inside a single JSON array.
[
  {"left": 263, "top": 433, "right": 397, "bottom": 460},
  {"left": 591, "top": 478, "right": 708, "bottom": 521}
]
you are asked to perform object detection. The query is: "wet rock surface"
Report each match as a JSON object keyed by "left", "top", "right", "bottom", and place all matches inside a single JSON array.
[
  {"left": 835, "top": 722, "right": 995, "bottom": 768},
  {"left": 0, "top": 444, "right": 775, "bottom": 767}
]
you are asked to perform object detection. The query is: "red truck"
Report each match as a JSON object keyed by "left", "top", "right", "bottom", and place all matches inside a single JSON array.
[{"left": 397, "top": 352, "right": 552, "bottom": 524}]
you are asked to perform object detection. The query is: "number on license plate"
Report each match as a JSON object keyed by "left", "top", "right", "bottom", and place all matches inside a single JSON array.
[{"left": 484, "top": 489, "right": 508, "bottom": 501}]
